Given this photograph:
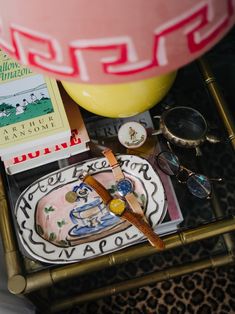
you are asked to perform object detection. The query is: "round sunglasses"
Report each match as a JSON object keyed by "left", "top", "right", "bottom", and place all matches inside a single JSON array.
[{"left": 156, "top": 151, "right": 222, "bottom": 199}]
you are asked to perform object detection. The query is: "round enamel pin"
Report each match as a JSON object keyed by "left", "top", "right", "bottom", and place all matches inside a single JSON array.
[{"left": 118, "top": 121, "right": 147, "bottom": 149}]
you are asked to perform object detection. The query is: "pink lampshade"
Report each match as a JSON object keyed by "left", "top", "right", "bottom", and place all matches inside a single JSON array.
[{"left": 0, "top": 0, "right": 234, "bottom": 84}]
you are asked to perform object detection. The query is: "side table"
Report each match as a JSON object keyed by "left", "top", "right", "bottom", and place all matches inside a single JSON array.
[{"left": 0, "top": 57, "right": 235, "bottom": 313}]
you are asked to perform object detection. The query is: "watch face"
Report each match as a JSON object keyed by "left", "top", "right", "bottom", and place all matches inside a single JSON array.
[
  {"left": 109, "top": 198, "right": 126, "bottom": 215},
  {"left": 117, "top": 178, "right": 133, "bottom": 196}
]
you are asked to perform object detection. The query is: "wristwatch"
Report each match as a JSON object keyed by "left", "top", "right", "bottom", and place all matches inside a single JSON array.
[
  {"left": 82, "top": 173, "right": 165, "bottom": 250},
  {"left": 102, "top": 148, "right": 144, "bottom": 218}
]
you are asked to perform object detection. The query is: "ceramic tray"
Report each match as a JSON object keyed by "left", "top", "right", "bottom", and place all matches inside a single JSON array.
[{"left": 15, "top": 154, "right": 167, "bottom": 264}]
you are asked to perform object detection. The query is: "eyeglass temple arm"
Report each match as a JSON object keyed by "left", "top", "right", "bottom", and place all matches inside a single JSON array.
[
  {"left": 179, "top": 165, "right": 222, "bottom": 182},
  {"left": 209, "top": 177, "right": 223, "bottom": 182}
]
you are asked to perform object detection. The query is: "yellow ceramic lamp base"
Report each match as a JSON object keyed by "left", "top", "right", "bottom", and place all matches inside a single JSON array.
[{"left": 61, "top": 72, "right": 176, "bottom": 118}]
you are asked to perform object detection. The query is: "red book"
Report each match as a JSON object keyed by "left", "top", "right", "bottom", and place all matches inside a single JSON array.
[{"left": 3, "top": 86, "right": 90, "bottom": 174}]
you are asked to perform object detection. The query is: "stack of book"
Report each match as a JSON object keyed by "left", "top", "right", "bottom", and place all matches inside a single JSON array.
[{"left": 0, "top": 50, "right": 90, "bottom": 175}]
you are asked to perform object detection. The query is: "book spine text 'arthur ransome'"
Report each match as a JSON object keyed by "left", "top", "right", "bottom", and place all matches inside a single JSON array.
[{"left": 0, "top": 49, "right": 70, "bottom": 156}]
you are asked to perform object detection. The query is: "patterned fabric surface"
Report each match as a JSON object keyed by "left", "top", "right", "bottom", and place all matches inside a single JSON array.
[{"left": 60, "top": 266, "right": 235, "bottom": 314}]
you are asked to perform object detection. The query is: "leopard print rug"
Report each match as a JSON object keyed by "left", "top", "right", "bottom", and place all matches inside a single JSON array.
[{"left": 64, "top": 266, "right": 235, "bottom": 314}]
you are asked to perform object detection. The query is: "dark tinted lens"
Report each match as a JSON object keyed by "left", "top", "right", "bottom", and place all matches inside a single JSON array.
[
  {"left": 187, "top": 174, "right": 211, "bottom": 198},
  {"left": 157, "top": 151, "right": 180, "bottom": 176}
]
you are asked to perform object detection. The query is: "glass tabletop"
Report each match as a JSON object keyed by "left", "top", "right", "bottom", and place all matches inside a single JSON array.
[{"left": 3, "top": 53, "right": 235, "bottom": 273}]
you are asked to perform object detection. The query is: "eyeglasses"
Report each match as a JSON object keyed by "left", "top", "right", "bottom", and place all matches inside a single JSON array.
[{"left": 156, "top": 151, "right": 222, "bottom": 199}]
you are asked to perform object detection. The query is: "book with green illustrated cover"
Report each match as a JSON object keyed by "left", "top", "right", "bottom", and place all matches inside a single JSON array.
[{"left": 0, "top": 49, "right": 70, "bottom": 156}]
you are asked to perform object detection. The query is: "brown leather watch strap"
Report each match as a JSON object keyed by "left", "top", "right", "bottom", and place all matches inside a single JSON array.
[
  {"left": 102, "top": 148, "right": 124, "bottom": 181},
  {"left": 102, "top": 148, "right": 119, "bottom": 167},
  {"left": 122, "top": 211, "right": 165, "bottom": 250},
  {"left": 125, "top": 193, "right": 145, "bottom": 219},
  {"left": 82, "top": 174, "right": 165, "bottom": 250},
  {"left": 83, "top": 175, "right": 112, "bottom": 205}
]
